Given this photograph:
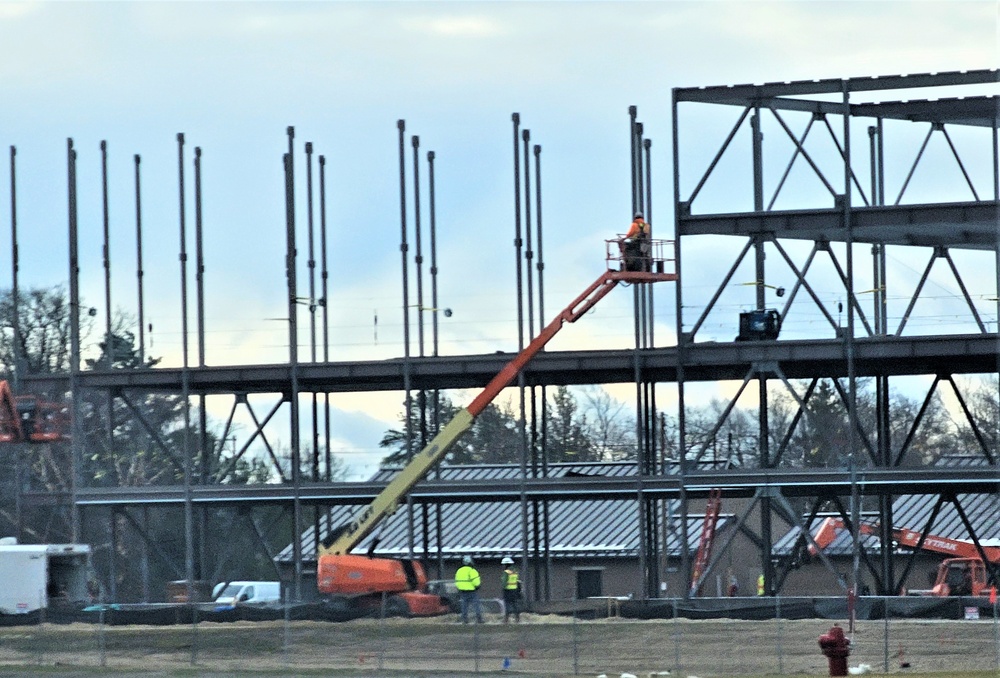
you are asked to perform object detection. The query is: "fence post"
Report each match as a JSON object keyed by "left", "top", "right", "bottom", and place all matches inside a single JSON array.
[
  {"left": 672, "top": 597, "right": 680, "bottom": 675},
  {"left": 883, "top": 596, "right": 890, "bottom": 674},
  {"left": 283, "top": 590, "right": 291, "bottom": 666},
  {"left": 474, "top": 615, "right": 481, "bottom": 673},
  {"left": 378, "top": 591, "right": 386, "bottom": 672},
  {"left": 37, "top": 590, "right": 44, "bottom": 666},
  {"left": 775, "top": 594, "right": 783, "bottom": 675},
  {"left": 994, "top": 596, "right": 999, "bottom": 671},
  {"left": 190, "top": 598, "right": 198, "bottom": 666},
  {"left": 98, "top": 589, "right": 106, "bottom": 668},
  {"left": 572, "top": 598, "right": 580, "bottom": 675}
]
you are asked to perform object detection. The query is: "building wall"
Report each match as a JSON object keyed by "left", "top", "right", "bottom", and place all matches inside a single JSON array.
[
  {"left": 781, "top": 553, "right": 951, "bottom": 596},
  {"left": 282, "top": 546, "right": 960, "bottom": 604}
]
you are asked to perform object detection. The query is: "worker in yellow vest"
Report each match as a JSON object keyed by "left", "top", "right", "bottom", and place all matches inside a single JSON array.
[
  {"left": 500, "top": 556, "right": 521, "bottom": 623},
  {"left": 757, "top": 573, "right": 765, "bottom": 596},
  {"left": 455, "top": 556, "right": 484, "bottom": 624}
]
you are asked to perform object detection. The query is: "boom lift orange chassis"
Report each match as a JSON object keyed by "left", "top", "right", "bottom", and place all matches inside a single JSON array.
[{"left": 0, "top": 381, "right": 69, "bottom": 444}]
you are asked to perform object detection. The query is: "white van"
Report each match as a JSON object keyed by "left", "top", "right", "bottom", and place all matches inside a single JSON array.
[{"left": 212, "top": 581, "right": 282, "bottom": 608}]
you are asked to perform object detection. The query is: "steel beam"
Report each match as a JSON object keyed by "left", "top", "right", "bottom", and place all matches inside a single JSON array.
[
  {"left": 20, "top": 466, "right": 997, "bottom": 508},
  {"left": 22, "top": 333, "right": 1000, "bottom": 397}
]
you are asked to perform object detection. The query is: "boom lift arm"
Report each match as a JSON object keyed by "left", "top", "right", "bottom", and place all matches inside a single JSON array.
[
  {"left": 810, "top": 516, "right": 1000, "bottom": 596},
  {"left": 319, "top": 244, "right": 676, "bottom": 558},
  {"left": 811, "top": 517, "right": 1000, "bottom": 563}
]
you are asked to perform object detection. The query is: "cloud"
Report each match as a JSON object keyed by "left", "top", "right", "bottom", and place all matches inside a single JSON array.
[
  {"left": 2, "top": 0, "right": 997, "bottom": 477},
  {"left": 404, "top": 12, "right": 505, "bottom": 38},
  {"left": 0, "top": 0, "right": 38, "bottom": 19}
]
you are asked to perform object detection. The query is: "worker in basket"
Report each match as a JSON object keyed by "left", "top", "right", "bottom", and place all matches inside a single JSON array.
[{"left": 619, "top": 212, "right": 651, "bottom": 271}]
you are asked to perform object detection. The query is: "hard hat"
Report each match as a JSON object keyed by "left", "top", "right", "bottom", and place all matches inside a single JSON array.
[
  {"left": 501, "top": 556, "right": 514, "bottom": 565},
  {"left": 462, "top": 555, "right": 473, "bottom": 565},
  {"left": 634, "top": 212, "right": 644, "bottom": 219}
]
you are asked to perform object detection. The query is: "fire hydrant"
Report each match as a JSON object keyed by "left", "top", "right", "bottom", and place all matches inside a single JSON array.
[{"left": 818, "top": 624, "right": 851, "bottom": 676}]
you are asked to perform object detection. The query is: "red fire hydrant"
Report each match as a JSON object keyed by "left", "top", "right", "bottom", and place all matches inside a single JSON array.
[{"left": 818, "top": 624, "right": 851, "bottom": 676}]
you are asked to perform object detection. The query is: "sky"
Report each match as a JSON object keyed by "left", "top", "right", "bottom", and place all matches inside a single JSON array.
[{"left": 0, "top": 0, "right": 997, "bottom": 480}]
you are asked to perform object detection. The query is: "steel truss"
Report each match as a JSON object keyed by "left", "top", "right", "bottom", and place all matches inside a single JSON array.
[
  {"left": 671, "top": 69, "right": 1000, "bottom": 598},
  {"left": 10, "top": 70, "right": 1000, "bottom": 603}
]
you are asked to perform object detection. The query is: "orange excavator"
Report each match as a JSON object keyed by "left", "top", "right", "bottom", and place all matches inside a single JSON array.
[
  {"left": 810, "top": 517, "right": 999, "bottom": 597},
  {"left": 0, "top": 381, "right": 69, "bottom": 444},
  {"left": 315, "top": 240, "right": 677, "bottom": 615}
]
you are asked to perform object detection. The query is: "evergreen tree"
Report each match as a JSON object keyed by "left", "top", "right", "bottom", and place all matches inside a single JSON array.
[
  {"left": 546, "top": 386, "right": 598, "bottom": 462},
  {"left": 380, "top": 386, "right": 644, "bottom": 467},
  {"left": 463, "top": 401, "right": 521, "bottom": 464},
  {"left": 379, "top": 393, "right": 521, "bottom": 466}
]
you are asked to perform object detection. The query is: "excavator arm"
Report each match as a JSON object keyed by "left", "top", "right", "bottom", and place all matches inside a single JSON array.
[{"left": 319, "top": 244, "right": 677, "bottom": 557}]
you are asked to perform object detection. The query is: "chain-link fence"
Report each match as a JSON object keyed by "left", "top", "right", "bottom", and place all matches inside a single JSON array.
[{"left": 0, "top": 596, "right": 998, "bottom": 675}]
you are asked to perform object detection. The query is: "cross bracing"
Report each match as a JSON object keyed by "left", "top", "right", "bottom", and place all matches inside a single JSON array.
[
  {"left": 5, "top": 70, "right": 1000, "bottom": 603},
  {"left": 670, "top": 67, "right": 1000, "bottom": 599}
]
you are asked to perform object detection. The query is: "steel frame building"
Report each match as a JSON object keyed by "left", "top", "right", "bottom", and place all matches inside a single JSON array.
[
  {"left": 669, "top": 68, "right": 1000, "bottom": 599},
  {"left": 15, "top": 69, "right": 1000, "bottom": 602}
]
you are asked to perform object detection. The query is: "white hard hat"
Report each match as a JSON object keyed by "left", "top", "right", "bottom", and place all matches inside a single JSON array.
[
  {"left": 462, "top": 555, "right": 473, "bottom": 565},
  {"left": 501, "top": 556, "right": 514, "bottom": 565}
]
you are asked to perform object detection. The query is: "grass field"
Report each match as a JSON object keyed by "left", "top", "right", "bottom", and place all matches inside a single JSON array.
[
  {"left": 0, "top": 670, "right": 998, "bottom": 678},
  {"left": 0, "top": 615, "right": 995, "bottom": 676}
]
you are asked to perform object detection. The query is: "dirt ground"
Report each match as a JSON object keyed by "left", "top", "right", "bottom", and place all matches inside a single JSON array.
[{"left": 0, "top": 614, "right": 996, "bottom": 676}]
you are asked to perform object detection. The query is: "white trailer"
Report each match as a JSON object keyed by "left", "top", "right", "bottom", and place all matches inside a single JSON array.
[{"left": 0, "top": 541, "right": 92, "bottom": 614}]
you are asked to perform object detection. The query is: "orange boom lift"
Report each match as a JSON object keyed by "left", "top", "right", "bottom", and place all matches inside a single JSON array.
[
  {"left": 316, "top": 241, "right": 677, "bottom": 615},
  {"left": 811, "top": 517, "right": 999, "bottom": 597},
  {"left": 0, "top": 381, "right": 70, "bottom": 444}
]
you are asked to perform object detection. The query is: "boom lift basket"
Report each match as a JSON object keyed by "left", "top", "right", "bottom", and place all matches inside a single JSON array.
[{"left": 605, "top": 238, "right": 676, "bottom": 278}]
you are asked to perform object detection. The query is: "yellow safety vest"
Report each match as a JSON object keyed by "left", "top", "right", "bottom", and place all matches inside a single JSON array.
[
  {"left": 455, "top": 565, "right": 481, "bottom": 591},
  {"left": 503, "top": 569, "right": 519, "bottom": 590},
  {"left": 757, "top": 574, "right": 765, "bottom": 596}
]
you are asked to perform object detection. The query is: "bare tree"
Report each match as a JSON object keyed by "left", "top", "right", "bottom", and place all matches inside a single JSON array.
[
  {"left": 954, "top": 375, "right": 999, "bottom": 459},
  {"left": 581, "top": 385, "right": 636, "bottom": 461}
]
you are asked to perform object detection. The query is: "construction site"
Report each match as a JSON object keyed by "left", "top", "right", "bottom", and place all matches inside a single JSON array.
[{"left": 0, "top": 67, "right": 999, "bottom": 674}]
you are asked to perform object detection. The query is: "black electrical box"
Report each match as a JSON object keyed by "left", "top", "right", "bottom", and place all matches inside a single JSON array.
[{"left": 737, "top": 309, "right": 781, "bottom": 341}]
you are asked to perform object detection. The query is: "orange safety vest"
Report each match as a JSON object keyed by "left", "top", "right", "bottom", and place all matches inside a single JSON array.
[{"left": 627, "top": 219, "right": 649, "bottom": 239}]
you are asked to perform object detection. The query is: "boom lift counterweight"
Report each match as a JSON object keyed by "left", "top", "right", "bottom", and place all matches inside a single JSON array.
[{"left": 316, "top": 241, "right": 677, "bottom": 615}]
